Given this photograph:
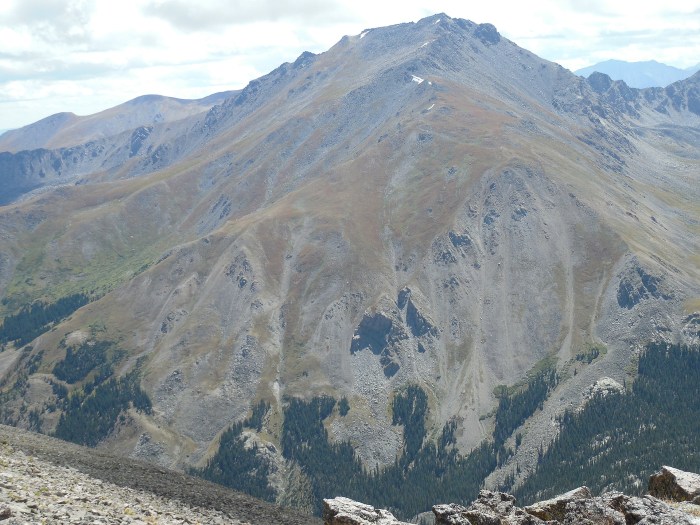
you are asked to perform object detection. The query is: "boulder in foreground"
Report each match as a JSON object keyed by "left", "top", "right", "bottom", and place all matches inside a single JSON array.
[
  {"left": 524, "top": 486, "right": 592, "bottom": 521},
  {"left": 649, "top": 466, "right": 700, "bottom": 504},
  {"left": 323, "top": 497, "right": 411, "bottom": 525},
  {"left": 433, "top": 490, "right": 698, "bottom": 525},
  {"left": 434, "top": 490, "right": 543, "bottom": 524}
]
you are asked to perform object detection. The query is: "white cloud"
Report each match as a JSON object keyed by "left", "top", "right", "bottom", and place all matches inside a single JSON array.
[
  {"left": 142, "top": 0, "right": 359, "bottom": 30},
  {"left": 1, "top": 0, "right": 699, "bottom": 131}
]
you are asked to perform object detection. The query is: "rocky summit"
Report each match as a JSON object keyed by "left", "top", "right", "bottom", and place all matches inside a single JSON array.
[{"left": 0, "top": 11, "right": 699, "bottom": 519}]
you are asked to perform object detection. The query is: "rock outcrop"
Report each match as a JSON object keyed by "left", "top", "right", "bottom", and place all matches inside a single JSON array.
[
  {"left": 600, "top": 491, "right": 700, "bottom": 524},
  {"left": 435, "top": 489, "right": 700, "bottom": 525},
  {"left": 524, "top": 486, "right": 592, "bottom": 521},
  {"left": 323, "top": 497, "right": 411, "bottom": 525},
  {"left": 324, "top": 468, "right": 700, "bottom": 525},
  {"left": 649, "top": 466, "right": 700, "bottom": 504},
  {"left": 434, "top": 491, "right": 543, "bottom": 524}
]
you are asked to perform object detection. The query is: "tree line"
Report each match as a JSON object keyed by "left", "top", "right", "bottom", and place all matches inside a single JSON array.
[
  {"left": 54, "top": 363, "right": 151, "bottom": 447},
  {"left": 515, "top": 342, "right": 700, "bottom": 503},
  {"left": 0, "top": 293, "right": 89, "bottom": 347}
]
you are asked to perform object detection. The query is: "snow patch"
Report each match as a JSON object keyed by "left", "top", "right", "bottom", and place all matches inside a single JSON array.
[
  {"left": 360, "top": 30, "right": 369, "bottom": 39},
  {"left": 434, "top": 19, "right": 441, "bottom": 24},
  {"left": 411, "top": 75, "right": 424, "bottom": 84},
  {"left": 420, "top": 41, "right": 430, "bottom": 48},
  {"left": 427, "top": 104, "right": 435, "bottom": 110}
]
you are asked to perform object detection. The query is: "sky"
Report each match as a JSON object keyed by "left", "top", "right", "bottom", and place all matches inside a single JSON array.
[{"left": 1, "top": 0, "right": 699, "bottom": 131}]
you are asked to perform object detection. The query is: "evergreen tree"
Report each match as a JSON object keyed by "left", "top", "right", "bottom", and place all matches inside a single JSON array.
[
  {"left": 0, "top": 293, "right": 90, "bottom": 346},
  {"left": 516, "top": 343, "right": 700, "bottom": 503}
]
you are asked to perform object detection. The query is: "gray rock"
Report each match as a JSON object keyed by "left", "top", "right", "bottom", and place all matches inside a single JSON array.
[
  {"left": 432, "top": 503, "right": 472, "bottom": 524},
  {"left": 406, "top": 298, "right": 438, "bottom": 338},
  {"left": 616, "top": 264, "right": 672, "bottom": 309},
  {"left": 433, "top": 484, "right": 700, "bottom": 525},
  {"left": 0, "top": 504, "right": 12, "bottom": 519},
  {"left": 323, "top": 497, "right": 411, "bottom": 525},
  {"left": 433, "top": 491, "right": 545, "bottom": 525},
  {"left": 557, "top": 496, "right": 625, "bottom": 525},
  {"left": 524, "top": 486, "right": 592, "bottom": 521},
  {"left": 602, "top": 492, "right": 698, "bottom": 525},
  {"left": 648, "top": 466, "right": 700, "bottom": 504}
]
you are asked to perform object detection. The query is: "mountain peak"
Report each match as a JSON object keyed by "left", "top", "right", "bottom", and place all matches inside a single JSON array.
[
  {"left": 473, "top": 22, "right": 501, "bottom": 45},
  {"left": 417, "top": 12, "right": 451, "bottom": 24},
  {"left": 587, "top": 71, "right": 614, "bottom": 93}
]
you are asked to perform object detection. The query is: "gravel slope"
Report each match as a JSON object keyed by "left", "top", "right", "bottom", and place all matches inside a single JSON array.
[{"left": 0, "top": 425, "right": 322, "bottom": 525}]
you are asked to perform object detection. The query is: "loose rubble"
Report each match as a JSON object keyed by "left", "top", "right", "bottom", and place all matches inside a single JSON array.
[
  {"left": 0, "top": 424, "right": 320, "bottom": 525},
  {"left": 324, "top": 466, "right": 700, "bottom": 525},
  {"left": 0, "top": 441, "right": 242, "bottom": 524}
]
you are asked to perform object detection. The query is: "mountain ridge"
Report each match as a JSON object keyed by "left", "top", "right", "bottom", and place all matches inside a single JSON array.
[{"left": 0, "top": 90, "right": 238, "bottom": 154}]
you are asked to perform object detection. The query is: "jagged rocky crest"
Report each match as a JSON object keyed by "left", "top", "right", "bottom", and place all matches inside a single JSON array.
[{"left": 324, "top": 467, "right": 700, "bottom": 525}]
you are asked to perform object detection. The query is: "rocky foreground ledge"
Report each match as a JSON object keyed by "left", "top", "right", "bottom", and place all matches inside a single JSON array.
[
  {"left": 0, "top": 424, "right": 321, "bottom": 525},
  {"left": 0, "top": 440, "right": 237, "bottom": 524},
  {"left": 324, "top": 467, "right": 700, "bottom": 525}
]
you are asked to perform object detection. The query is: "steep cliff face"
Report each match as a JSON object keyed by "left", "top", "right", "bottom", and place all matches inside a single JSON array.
[{"left": 0, "top": 13, "right": 699, "bottom": 511}]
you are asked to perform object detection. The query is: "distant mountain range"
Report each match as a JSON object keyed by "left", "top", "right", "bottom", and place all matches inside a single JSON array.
[
  {"left": 575, "top": 59, "right": 700, "bottom": 88},
  {"left": 0, "top": 91, "right": 236, "bottom": 153}
]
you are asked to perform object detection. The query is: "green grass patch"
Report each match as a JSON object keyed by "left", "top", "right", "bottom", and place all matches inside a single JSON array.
[{"left": 575, "top": 343, "right": 607, "bottom": 365}]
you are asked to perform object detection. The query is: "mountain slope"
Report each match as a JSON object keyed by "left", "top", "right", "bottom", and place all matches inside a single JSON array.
[
  {"left": 0, "top": 13, "right": 699, "bottom": 517},
  {"left": 515, "top": 342, "right": 700, "bottom": 503}
]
